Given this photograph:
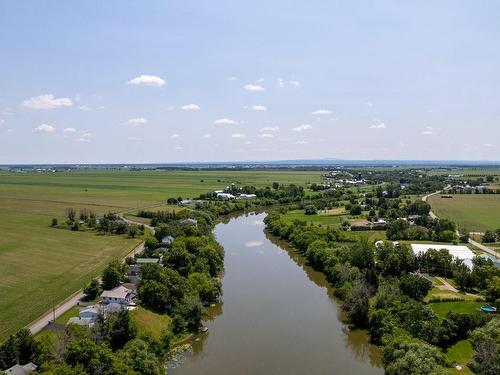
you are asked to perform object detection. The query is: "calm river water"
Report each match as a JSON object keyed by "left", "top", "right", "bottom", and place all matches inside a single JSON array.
[{"left": 169, "top": 213, "right": 383, "bottom": 375}]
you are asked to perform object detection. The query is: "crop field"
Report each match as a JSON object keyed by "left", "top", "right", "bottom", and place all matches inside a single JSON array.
[
  {"left": 0, "top": 169, "right": 320, "bottom": 340},
  {"left": 428, "top": 194, "right": 500, "bottom": 232}
]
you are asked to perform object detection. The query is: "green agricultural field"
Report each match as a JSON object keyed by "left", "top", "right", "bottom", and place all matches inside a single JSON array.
[
  {"left": 0, "top": 169, "right": 320, "bottom": 341},
  {"left": 428, "top": 194, "right": 500, "bottom": 232}
]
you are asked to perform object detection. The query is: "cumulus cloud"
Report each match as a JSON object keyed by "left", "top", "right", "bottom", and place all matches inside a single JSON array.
[
  {"left": 174, "top": 146, "right": 184, "bottom": 150},
  {"left": 63, "top": 127, "right": 76, "bottom": 133},
  {"left": 170, "top": 133, "right": 179, "bottom": 138},
  {"left": 203, "top": 134, "right": 212, "bottom": 138},
  {"left": 80, "top": 132, "right": 92, "bottom": 138},
  {"left": 260, "top": 126, "right": 279, "bottom": 132},
  {"left": 214, "top": 118, "right": 237, "bottom": 125},
  {"left": 421, "top": 126, "right": 437, "bottom": 135},
  {"left": 258, "top": 133, "right": 274, "bottom": 138},
  {"left": 180, "top": 104, "right": 200, "bottom": 111},
  {"left": 296, "top": 140, "right": 310, "bottom": 145},
  {"left": 23, "top": 94, "right": 73, "bottom": 110},
  {"left": 231, "top": 133, "right": 247, "bottom": 139},
  {"left": 77, "top": 105, "right": 91, "bottom": 111},
  {"left": 277, "top": 78, "right": 285, "bottom": 88},
  {"left": 292, "top": 124, "right": 313, "bottom": 132},
  {"left": 245, "top": 240, "right": 263, "bottom": 248},
  {"left": 369, "top": 123, "right": 387, "bottom": 129},
  {"left": 312, "top": 109, "right": 331, "bottom": 115},
  {"left": 127, "top": 75, "right": 165, "bottom": 86},
  {"left": 289, "top": 80, "right": 301, "bottom": 88},
  {"left": 123, "top": 117, "right": 148, "bottom": 126},
  {"left": 33, "top": 123, "right": 56, "bottom": 133},
  {"left": 244, "top": 84, "right": 265, "bottom": 92},
  {"left": 251, "top": 105, "right": 267, "bottom": 111}
]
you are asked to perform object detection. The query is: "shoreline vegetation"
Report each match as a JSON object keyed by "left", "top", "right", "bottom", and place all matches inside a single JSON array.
[{"left": 1, "top": 168, "right": 499, "bottom": 374}]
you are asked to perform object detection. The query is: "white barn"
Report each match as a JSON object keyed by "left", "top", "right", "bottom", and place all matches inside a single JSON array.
[{"left": 411, "top": 244, "right": 475, "bottom": 269}]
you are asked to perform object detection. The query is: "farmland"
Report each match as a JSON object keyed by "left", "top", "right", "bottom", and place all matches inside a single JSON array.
[
  {"left": 428, "top": 194, "right": 500, "bottom": 232},
  {"left": 0, "top": 169, "right": 321, "bottom": 340}
]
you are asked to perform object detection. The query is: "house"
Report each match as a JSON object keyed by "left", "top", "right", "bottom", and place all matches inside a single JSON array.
[
  {"left": 239, "top": 194, "right": 257, "bottom": 199},
  {"left": 161, "top": 235, "right": 174, "bottom": 245},
  {"left": 216, "top": 192, "right": 235, "bottom": 200},
  {"left": 101, "top": 285, "right": 134, "bottom": 305},
  {"left": 180, "top": 218, "right": 198, "bottom": 226},
  {"left": 4, "top": 363, "right": 37, "bottom": 375},
  {"left": 79, "top": 305, "right": 100, "bottom": 320},
  {"left": 411, "top": 244, "right": 475, "bottom": 270}
]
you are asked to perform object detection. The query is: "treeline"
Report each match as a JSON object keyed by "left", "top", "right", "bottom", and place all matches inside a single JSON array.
[
  {"left": 386, "top": 217, "right": 459, "bottom": 242},
  {"left": 264, "top": 212, "right": 499, "bottom": 375}
]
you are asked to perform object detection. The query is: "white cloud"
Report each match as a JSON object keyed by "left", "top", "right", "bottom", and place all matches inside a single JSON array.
[
  {"left": 364, "top": 102, "right": 374, "bottom": 107},
  {"left": 245, "top": 240, "right": 263, "bottom": 248},
  {"left": 292, "top": 124, "right": 313, "bottom": 132},
  {"left": 63, "top": 127, "right": 76, "bottom": 133},
  {"left": 260, "top": 126, "right": 279, "bottom": 132},
  {"left": 174, "top": 146, "right": 184, "bottom": 150},
  {"left": 23, "top": 94, "right": 73, "bottom": 110},
  {"left": 312, "top": 109, "right": 331, "bottom": 115},
  {"left": 77, "top": 105, "right": 91, "bottom": 111},
  {"left": 80, "top": 132, "right": 92, "bottom": 138},
  {"left": 296, "top": 140, "right": 310, "bottom": 145},
  {"left": 257, "top": 78, "right": 265, "bottom": 83},
  {"left": 369, "top": 123, "right": 387, "bottom": 129},
  {"left": 251, "top": 105, "right": 267, "bottom": 111},
  {"left": 180, "top": 104, "right": 200, "bottom": 111},
  {"left": 228, "top": 76, "right": 238, "bottom": 81},
  {"left": 289, "top": 80, "right": 301, "bottom": 88},
  {"left": 422, "top": 126, "right": 436, "bottom": 135},
  {"left": 203, "top": 133, "right": 212, "bottom": 138},
  {"left": 123, "top": 117, "right": 148, "bottom": 126},
  {"left": 127, "top": 137, "right": 143, "bottom": 141},
  {"left": 258, "top": 133, "right": 274, "bottom": 138},
  {"left": 33, "top": 123, "right": 55, "bottom": 133},
  {"left": 231, "top": 133, "right": 247, "bottom": 139},
  {"left": 214, "top": 118, "right": 237, "bottom": 125},
  {"left": 277, "top": 78, "right": 285, "bottom": 88},
  {"left": 244, "top": 84, "right": 265, "bottom": 92},
  {"left": 127, "top": 75, "right": 165, "bottom": 86},
  {"left": 74, "top": 137, "right": 90, "bottom": 143},
  {"left": 170, "top": 133, "right": 179, "bottom": 138}
]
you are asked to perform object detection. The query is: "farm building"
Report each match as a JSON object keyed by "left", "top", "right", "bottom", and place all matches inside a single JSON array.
[
  {"left": 411, "top": 244, "right": 475, "bottom": 269},
  {"left": 4, "top": 363, "right": 37, "bottom": 375}
]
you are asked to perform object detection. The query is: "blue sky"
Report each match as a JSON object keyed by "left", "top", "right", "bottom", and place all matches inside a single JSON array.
[{"left": 1, "top": 0, "right": 499, "bottom": 163}]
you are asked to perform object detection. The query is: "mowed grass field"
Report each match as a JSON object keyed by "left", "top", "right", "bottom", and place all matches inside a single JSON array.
[
  {"left": 0, "top": 169, "right": 321, "bottom": 340},
  {"left": 428, "top": 194, "right": 500, "bottom": 232}
]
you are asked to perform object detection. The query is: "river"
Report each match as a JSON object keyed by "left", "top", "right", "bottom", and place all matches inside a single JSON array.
[{"left": 169, "top": 213, "right": 383, "bottom": 375}]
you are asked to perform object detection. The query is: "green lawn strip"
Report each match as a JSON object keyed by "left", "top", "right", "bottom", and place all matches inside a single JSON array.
[
  {"left": 428, "top": 301, "right": 484, "bottom": 319},
  {"left": 424, "top": 288, "right": 480, "bottom": 303},
  {"left": 444, "top": 340, "right": 474, "bottom": 374},
  {"left": 55, "top": 306, "right": 80, "bottom": 324},
  {"left": 130, "top": 306, "right": 171, "bottom": 339}
]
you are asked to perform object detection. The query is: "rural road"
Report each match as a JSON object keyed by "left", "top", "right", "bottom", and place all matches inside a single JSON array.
[
  {"left": 423, "top": 188, "right": 499, "bottom": 260},
  {"left": 27, "top": 213, "right": 152, "bottom": 335}
]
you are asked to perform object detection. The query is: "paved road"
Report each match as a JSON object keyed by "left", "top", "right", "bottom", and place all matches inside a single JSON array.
[{"left": 421, "top": 188, "right": 446, "bottom": 219}]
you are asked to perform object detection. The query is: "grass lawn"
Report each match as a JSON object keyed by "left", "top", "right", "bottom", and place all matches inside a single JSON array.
[
  {"left": 428, "top": 194, "right": 500, "bottom": 232},
  {"left": 428, "top": 301, "right": 484, "bottom": 319},
  {"left": 130, "top": 307, "right": 171, "bottom": 338},
  {"left": 445, "top": 340, "right": 474, "bottom": 374}
]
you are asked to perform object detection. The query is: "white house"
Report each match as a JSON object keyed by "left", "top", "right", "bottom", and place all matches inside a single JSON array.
[
  {"left": 239, "top": 194, "right": 257, "bottom": 199},
  {"left": 411, "top": 244, "right": 476, "bottom": 270},
  {"left": 216, "top": 192, "right": 235, "bottom": 200},
  {"left": 79, "top": 305, "right": 100, "bottom": 320},
  {"left": 100, "top": 285, "right": 134, "bottom": 305}
]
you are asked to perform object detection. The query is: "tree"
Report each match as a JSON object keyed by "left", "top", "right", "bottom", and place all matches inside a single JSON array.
[
  {"left": 304, "top": 205, "right": 317, "bottom": 215},
  {"left": 344, "top": 279, "right": 371, "bottom": 327},
  {"left": 138, "top": 280, "right": 170, "bottom": 312},
  {"left": 470, "top": 319, "right": 500, "bottom": 375},
  {"left": 83, "top": 279, "right": 101, "bottom": 301},
  {"left": 51, "top": 218, "right": 58, "bottom": 227},
  {"left": 66, "top": 207, "right": 76, "bottom": 221},
  {"left": 349, "top": 205, "right": 362, "bottom": 215},
  {"left": 128, "top": 225, "right": 137, "bottom": 238},
  {"left": 108, "top": 310, "right": 137, "bottom": 350},
  {"left": 188, "top": 272, "right": 222, "bottom": 303},
  {"left": 119, "top": 339, "right": 164, "bottom": 375},
  {"left": 482, "top": 231, "right": 496, "bottom": 243},
  {"left": 15, "top": 329, "right": 40, "bottom": 365},
  {"left": 272, "top": 182, "right": 280, "bottom": 189},
  {"left": 454, "top": 263, "right": 471, "bottom": 292},
  {"left": 399, "top": 274, "right": 432, "bottom": 301},
  {"left": 349, "top": 239, "right": 375, "bottom": 270},
  {"left": 101, "top": 262, "right": 122, "bottom": 290}
]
